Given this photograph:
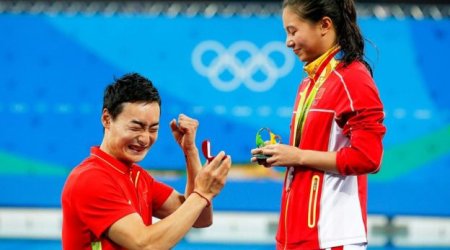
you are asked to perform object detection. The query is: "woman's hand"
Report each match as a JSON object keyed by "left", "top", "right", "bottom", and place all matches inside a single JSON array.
[{"left": 251, "top": 143, "right": 303, "bottom": 168}]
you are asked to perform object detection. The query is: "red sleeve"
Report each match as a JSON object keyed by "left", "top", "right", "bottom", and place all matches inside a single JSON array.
[
  {"left": 335, "top": 65, "right": 386, "bottom": 175},
  {"left": 73, "top": 169, "right": 136, "bottom": 238},
  {"left": 151, "top": 179, "right": 174, "bottom": 210}
]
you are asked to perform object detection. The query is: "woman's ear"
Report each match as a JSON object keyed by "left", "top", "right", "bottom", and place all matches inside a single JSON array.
[
  {"left": 320, "top": 16, "right": 334, "bottom": 36},
  {"left": 101, "top": 108, "right": 111, "bottom": 129}
]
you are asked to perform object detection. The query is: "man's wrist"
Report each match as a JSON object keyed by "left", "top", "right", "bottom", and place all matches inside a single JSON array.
[
  {"left": 192, "top": 190, "right": 211, "bottom": 207},
  {"left": 183, "top": 146, "right": 198, "bottom": 156}
]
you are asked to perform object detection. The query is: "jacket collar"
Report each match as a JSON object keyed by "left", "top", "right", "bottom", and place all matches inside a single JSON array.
[{"left": 90, "top": 146, "right": 133, "bottom": 174}]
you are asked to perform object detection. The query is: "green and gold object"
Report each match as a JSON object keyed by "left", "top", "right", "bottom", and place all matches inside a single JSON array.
[{"left": 254, "top": 127, "right": 281, "bottom": 159}]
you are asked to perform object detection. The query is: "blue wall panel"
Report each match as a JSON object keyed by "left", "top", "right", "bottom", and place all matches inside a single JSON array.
[{"left": 0, "top": 13, "right": 449, "bottom": 215}]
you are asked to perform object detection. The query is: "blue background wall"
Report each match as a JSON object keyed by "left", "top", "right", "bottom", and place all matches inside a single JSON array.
[{"left": 0, "top": 13, "right": 449, "bottom": 217}]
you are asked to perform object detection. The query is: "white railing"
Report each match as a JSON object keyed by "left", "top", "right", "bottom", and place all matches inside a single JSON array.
[{"left": 1, "top": 208, "right": 450, "bottom": 247}]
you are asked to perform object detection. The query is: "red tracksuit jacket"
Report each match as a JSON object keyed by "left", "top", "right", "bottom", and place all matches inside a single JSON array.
[{"left": 276, "top": 60, "right": 386, "bottom": 249}]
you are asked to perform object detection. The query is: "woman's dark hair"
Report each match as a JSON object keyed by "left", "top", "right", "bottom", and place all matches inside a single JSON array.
[
  {"left": 283, "top": 0, "right": 372, "bottom": 75},
  {"left": 103, "top": 73, "right": 161, "bottom": 120}
]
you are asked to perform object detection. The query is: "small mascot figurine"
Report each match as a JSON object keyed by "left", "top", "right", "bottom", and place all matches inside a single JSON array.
[{"left": 254, "top": 128, "right": 281, "bottom": 161}]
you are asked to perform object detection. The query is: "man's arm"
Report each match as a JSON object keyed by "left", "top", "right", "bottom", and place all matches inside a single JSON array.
[
  {"left": 169, "top": 114, "right": 212, "bottom": 227},
  {"left": 183, "top": 146, "right": 213, "bottom": 227},
  {"left": 107, "top": 152, "right": 231, "bottom": 250},
  {"left": 107, "top": 192, "right": 208, "bottom": 250}
]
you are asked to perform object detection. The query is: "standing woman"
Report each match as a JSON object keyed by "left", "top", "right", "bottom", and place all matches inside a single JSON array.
[{"left": 251, "top": 0, "right": 386, "bottom": 249}]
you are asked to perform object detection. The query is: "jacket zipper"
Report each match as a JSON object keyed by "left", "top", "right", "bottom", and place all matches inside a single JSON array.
[
  {"left": 308, "top": 175, "right": 320, "bottom": 228},
  {"left": 284, "top": 189, "right": 291, "bottom": 250}
]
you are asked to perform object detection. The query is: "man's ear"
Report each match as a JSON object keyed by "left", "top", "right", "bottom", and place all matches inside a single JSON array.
[
  {"left": 101, "top": 108, "right": 111, "bottom": 129},
  {"left": 320, "top": 16, "right": 333, "bottom": 36}
]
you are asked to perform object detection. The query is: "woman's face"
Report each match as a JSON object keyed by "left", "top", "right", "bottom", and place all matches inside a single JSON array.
[{"left": 282, "top": 7, "right": 327, "bottom": 64}]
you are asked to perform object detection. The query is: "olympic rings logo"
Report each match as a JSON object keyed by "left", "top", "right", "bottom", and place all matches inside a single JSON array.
[{"left": 192, "top": 40, "right": 295, "bottom": 92}]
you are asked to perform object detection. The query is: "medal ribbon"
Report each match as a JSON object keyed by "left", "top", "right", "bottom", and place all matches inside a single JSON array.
[{"left": 292, "top": 46, "right": 340, "bottom": 147}]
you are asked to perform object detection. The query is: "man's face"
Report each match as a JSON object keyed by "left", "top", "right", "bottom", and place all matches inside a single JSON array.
[{"left": 102, "top": 102, "right": 160, "bottom": 165}]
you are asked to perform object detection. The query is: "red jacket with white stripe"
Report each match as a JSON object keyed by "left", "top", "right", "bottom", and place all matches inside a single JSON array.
[{"left": 276, "top": 61, "right": 386, "bottom": 249}]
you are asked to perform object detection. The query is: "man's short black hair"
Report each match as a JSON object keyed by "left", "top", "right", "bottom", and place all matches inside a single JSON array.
[{"left": 103, "top": 73, "right": 161, "bottom": 120}]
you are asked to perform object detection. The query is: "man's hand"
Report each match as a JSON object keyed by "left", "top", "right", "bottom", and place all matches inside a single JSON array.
[
  {"left": 194, "top": 152, "right": 231, "bottom": 201},
  {"left": 170, "top": 114, "right": 198, "bottom": 153}
]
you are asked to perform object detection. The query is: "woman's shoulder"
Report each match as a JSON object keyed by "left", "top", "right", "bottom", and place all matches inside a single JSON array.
[
  {"left": 336, "top": 60, "right": 371, "bottom": 76},
  {"left": 334, "top": 61, "right": 374, "bottom": 85}
]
